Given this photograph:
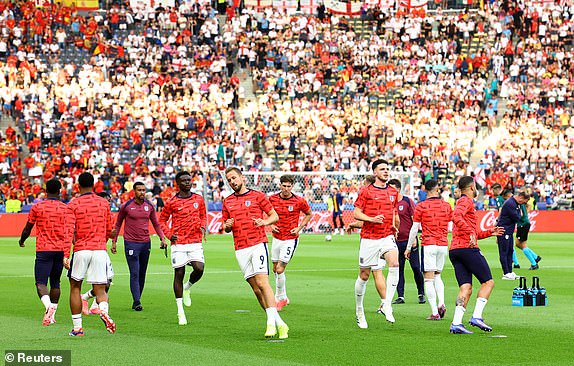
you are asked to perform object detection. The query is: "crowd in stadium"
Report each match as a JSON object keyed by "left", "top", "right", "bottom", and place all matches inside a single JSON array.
[{"left": 0, "top": 0, "right": 572, "bottom": 211}]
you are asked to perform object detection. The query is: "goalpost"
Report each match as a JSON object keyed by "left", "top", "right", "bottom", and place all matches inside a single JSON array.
[{"left": 206, "top": 171, "right": 414, "bottom": 234}]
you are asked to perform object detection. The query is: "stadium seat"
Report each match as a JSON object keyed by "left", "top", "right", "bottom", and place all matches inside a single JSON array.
[{"left": 537, "top": 202, "right": 547, "bottom": 210}]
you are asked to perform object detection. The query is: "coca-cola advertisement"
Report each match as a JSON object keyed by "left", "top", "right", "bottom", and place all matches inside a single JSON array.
[{"left": 0, "top": 210, "right": 571, "bottom": 237}]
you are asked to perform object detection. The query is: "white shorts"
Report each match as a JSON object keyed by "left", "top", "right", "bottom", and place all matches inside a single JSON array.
[
  {"left": 421, "top": 245, "right": 448, "bottom": 273},
  {"left": 372, "top": 257, "right": 387, "bottom": 271},
  {"left": 106, "top": 253, "right": 114, "bottom": 281},
  {"left": 70, "top": 250, "right": 110, "bottom": 284},
  {"left": 271, "top": 238, "right": 298, "bottom": 264},
  {"left": 359, "top": 236, "right": 397, "bottom": 269},
  {"left": 171, "top": 243, "right": 204, "bottom": 269},
  {"left": 235, "top": 243, "right": 269, "bottom": 279}
]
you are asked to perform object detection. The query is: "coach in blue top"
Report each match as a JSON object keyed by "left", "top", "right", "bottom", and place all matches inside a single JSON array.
[{"left": 496, "top": 190, "right": 530, "bottom": 281}]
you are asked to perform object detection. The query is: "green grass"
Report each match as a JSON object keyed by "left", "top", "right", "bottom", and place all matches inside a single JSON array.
[{"left": 1, "top": 233, "right": 573, "bottom": 365}]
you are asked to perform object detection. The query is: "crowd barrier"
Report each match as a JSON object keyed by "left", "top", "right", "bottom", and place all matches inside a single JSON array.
[{"left": 1, "top": 210, "right": 573, "bottom": 237}]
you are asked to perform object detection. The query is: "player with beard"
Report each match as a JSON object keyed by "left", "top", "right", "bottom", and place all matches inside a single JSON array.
[{"left": 222, "top": 167, "right": 289, "bottom": 339}]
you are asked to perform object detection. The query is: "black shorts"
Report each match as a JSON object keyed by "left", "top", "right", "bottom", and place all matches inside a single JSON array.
[
  {"left": 449, "top": 248, "right": 492, "bottom": 286},
  {"left": 516, "top": 224, "right": 531, "bottom": 242},
  {"left": 35, "top": 251, "right": 65, "bottom": 288}
]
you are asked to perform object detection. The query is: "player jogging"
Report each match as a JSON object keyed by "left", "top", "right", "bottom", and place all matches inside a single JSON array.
[
  {"left": 268, "top": 175, "right": 312, "bottom": 311},
  {"left": 222, "top": 167, "right": 289, "bottom": 339},
  {"left": 159, "top": 171, "right": 207, "bottom": 326},
  {"left": 68, "top": 172, "right": 115, "bottom": 336},
  {"left": 406, "top": 179, "right": 453, "bottom": 320},
  {"left": 81, "top": 192, "right": 115, "bottom": 316},
  {"left": 449, "top": 176, "right": 503, "bottom": 334},
  {"left": 347, "top": 175, "right": 388, "bottom": 315},
  {"left": 353, "top": 159, "right": 400, "bottom": 328},
  {"left": 19, "top": 179, "right": 73, "bottom": 327},
  {"left": 113, "top": 182, "right": 167, "bottom": 311}
]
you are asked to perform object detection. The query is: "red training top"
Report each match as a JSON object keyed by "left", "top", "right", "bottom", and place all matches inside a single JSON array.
[
  {"left": 27, "top": 198, "right": 73, "bottom": 255},
  {"left": 269, "top": 193, "right": 311, "bottom": 241},
  {"left": 159, "top": 193, "right": 206, "bottom": 245},
  {"left": 413, "top": 197, "right": 453, "bottom": 246},
  {"left": 354, "top": 184, "right": 399, "bottom": 240},
  {"left": 68, "top": 193, "right": 113, "bottom": 252},
  {"left": 222, "top": 189, "right": 273, "bottom": 250},
  {"left": 451, "top": 195, "right": 492, "bottom": 250}
]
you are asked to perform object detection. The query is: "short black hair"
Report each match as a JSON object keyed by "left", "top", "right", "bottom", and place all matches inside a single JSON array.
[
  {"left": 78, "top": 172, "right": 94, "bottom": 188},
  {"left": 175, "top": 171, "right": 191, "bottom": 181},
  {"left": 424, "top": 179, "right": 438, "bottom": 192},
  {"left": 133, "top": 182, "right": 146, "bottom": 189},
  {"left": 371, "top": 159, "right": 389, "bottom": 171},
  {"left": 97, "top": 191, "right": 111, "bottom": 201},
  {"left": 501, "top": 189, "right": 512, "bottom": 199},
  {"left": 458, "top": 176, "right": 475, "bottom": 190},
  {"left": 388, "top": 178, "right": 401, "bottom": 189},
  {"left": 45, "top": 179, "right": 61, "bottom": 194}
]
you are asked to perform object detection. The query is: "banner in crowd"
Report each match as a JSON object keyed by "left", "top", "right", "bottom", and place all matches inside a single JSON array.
[
  {"left": 62, "top": 0, "right": 99, "bottom": 10},
  {"left": 1, "top": 210, "right": 573, "bottom": 237},
  {"left": 243, "top": 0, "right": 400, "bottom": 15},
  {"left": 130, "top": 0, "right": 176, "bottom": 11},
  {"left": 397, "top": 0, "right": 428, "bottom": 8}
]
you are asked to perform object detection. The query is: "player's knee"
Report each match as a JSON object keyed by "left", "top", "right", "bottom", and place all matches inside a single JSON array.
[
  {"left": 275, "top": 266, "right": 285, "bottom": 275},
  {"left": 193, "top": 263, "right": 205, "bottom": 273},
  {"left": 359, "top": 269, "right": 370, "bottom": 281},
  {"left": 484, "top": 279, "right": 495, "bottom": 290}
]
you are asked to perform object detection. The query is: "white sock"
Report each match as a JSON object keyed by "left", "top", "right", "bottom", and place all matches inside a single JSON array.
[
  {"left": 434, "top": 273, "right": 445, "bottom": 307},
  {"left": 425, "top": 279, "right": 438, "bottom": 315},
  {"left": 472, "top": 297, "right": 488, "bottom": 319},
  {"left": 265, "top": 307, "right": 285, "bottom": 326},
  {"left": 72, "top": 314, "right": 82, "bottom": 330},
  {"left": 41, "top": 295, "right": 51, "bottom": 310},
  {"left": 176, "top": 298, "right": 184, "bottom": 314},
  {"left": 81, "top": 290, "right": 94, "bottom": 301},
  {"left": 89, "top": 299, "right": 99, "bottom": 310},
  {"left": 380, "top": 298, "right": 386, "bottom": 307},
  {"left": 269, "top": 306, "right": 286, "bottom": 326},
  {"left": 276, "top": 273, "right": 286, "bottom": 300},
  {"left": 184, "top": 281, "right": 192, "bottom": 290},
  {"left": 354, "top": 277, "right": 368, "bottom": 312},
  {"left": 385, "top": 267, "right": 399, "bottom": 308},
  {"left": 99, "top": 301, "right": 109, "bottom": 314},
  {"left": 51, "top": 303, "right": 58, "bottom": 315},
  {"left": 453, "top": 306, "right": 466, "bottom": 325}
]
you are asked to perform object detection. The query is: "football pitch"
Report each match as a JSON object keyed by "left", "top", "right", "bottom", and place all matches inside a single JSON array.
[{"left": 1, "top": 233, "right": 573, "bottom": 366}]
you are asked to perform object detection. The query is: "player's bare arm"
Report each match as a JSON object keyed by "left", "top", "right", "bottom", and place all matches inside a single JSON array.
[
  {"left": 346, "top": 220, "right": 363, "bottom": 233},
  {"left": 491, "top": 226, "right": 504, "bottom": 236},
  {"left": 253, "top": 209, "right": 279, "bottom": 227},
  {"left": 353, "top": 207, "right": 384, "bottom": 223},
  {"left": 291, "top": 209, "right": 312, "bottom": 235},
  {"left": 18, "top": 222, "right": 34, "bottom": 247}
]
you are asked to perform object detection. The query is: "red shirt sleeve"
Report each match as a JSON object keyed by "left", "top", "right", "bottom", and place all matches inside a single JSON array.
[{"left": 259, "top": 192, "right": 273, "bottom": 215}]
